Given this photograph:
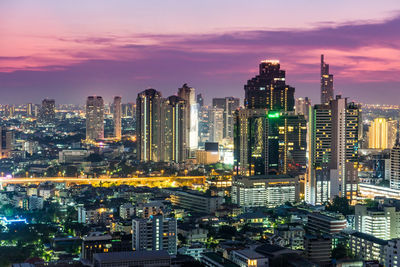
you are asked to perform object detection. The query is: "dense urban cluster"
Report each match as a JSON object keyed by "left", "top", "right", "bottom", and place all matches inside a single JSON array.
[{"left": 2, "top": 56, "right": 400, "bottom": 267}]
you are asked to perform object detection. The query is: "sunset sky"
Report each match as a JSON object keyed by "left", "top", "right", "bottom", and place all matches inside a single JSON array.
[{"left": 1, "top": 0, "right": 400, "bottom": 105}]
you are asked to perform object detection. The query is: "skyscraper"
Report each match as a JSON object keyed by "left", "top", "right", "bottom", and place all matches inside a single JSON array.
[
  {"left": 39, "top": 99, "right": 55, "bottom": 124},
  {"left": 235, "top": 60, "right": 306, "bottom": 177},
  {"left": 306, "top": 104, "right": 332, "bottom": 205},
  {"left": 320, "top": 55, "right": 334, "bottom": 105},
  {"left": 0, "top": 126, "right": 13, "bottom": 159},
  {"left": 212, "top": 97, "right": 240, "bottom": 141},
  {"left": 26, "top": 103, "right": 33, "bottom": 116},
  {"left": 369, "top": 118, "right": 388, "bottom": 149},
  {"left": 178, "top": 83, "right": 198, "bottom": 154},
  {"left": 295, "top": 97, "right": 312, "bottom": 122},
  {"left": 244, "top": 60, "right": 294, "bottom": 111},
  {"left": 86, "top": 96, "right": 104, "bottom": 140},
  {"left": 306, "top": 96, "right": 360, "bottom": 204},
  {"left": 196, "top": 93, "right": 204, "bottom": 107},
  {"left": 209, "top": 107, "right": 224, "bottom": 143},
  {"left": 113, "top": 96, "right": 122, "bottom": 140},
  {"left": 136, "top": 89, "right": 163, "bottom": 162},
  {"left": 234, "top": 108, "right": 269, "bottom": 176},
  {"left": 161, "top": 95, "right": 187, "bottom": 163},
  {"left": 390, "top": 140, "right": 400, "bottom": 190}
]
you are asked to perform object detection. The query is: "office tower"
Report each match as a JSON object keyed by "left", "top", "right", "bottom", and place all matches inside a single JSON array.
[
  {"left": 39, "top": 99, "right": 55, "bottom": 123},
  {"left": 320, "top": 55, "right": 334, "bottom": 104},
  {"left": 212, "top": 97, "right": 240, "bottom": 140},
  {"left": 295, "top": 97, "right": 312, "bottom": 122},
  {"left": 113, "top": 96, "right": 122, "bottom": 140},
  {"left": 132, "top": 215, "right": 177, "bottom": 255},
  {"left": 196, "top": 93, "right": 204, "bottom": 107},
  {"left": 268, "top": 113, "right": 307, "bottom": 174},
  {"left": 235, "top": 60, "right": 306, "bottom": 177},
  {"left": 198, "top": 106, "right": 210, "bottom": 148},
  {"left": 178, "top": 83, "right": 198, "bottom": 153},
  {"left": 306, "top": 96, "right": 360, "bottom": 204},
  {"left": 369, "top": 118, "right": 388, "bottom": 149},
  {"left": 86, "top": 96, "right": 104, "bottom": 140},
  {"left": 26, "top": 103, "right": 33, "bottom": 116},
  {"left": 306, "top": 104, "right": 332, "bottom": 205},
  {"left": 136, "top": 89, "right": 163, "bottom": 162},
  {"left": 330, "top": 96, "right": 360, "bottom": 203},
  {"left": 388, "top": 120, "right": 398, "bottom": 148},
  {"left": 234, "top": 108, "right": 269, "bottom": 176},
  {"left": 0, "top": 126, "right": 13, "bottom": 158},
  {"left": 209, "top": 107, "right": 224, "bottom": 143},
  {"left": 390, "top": 138, "right": 400, "bottom": 189},
  {"left": 161, "top": 95, "right": 187, "bottom": 163},
  {"left": 244, "top": 60, "right": 294, "bottom": 111}
]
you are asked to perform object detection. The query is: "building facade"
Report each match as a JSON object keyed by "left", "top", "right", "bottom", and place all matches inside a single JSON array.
[{"left": 86, "top": 96, "right": 105, "bottom": 140}]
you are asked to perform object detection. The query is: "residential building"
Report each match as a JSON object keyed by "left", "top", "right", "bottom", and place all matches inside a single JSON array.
[
  {"left": 349, "top": 231, "right": 387, "bottom": 264},
  {"left": 113, "top": 96, "right": 122, "bottom": 140},
  {"left": 230, "top": 249, "right": 268, "bottom": 267},
  {"left": 132, "top": 215, "right": 177, "bottom": 255},
  {"left": 93, "top": 250, "right": 171, "bottom": 267},
  {"left": 86, "top": 96, "right": 104, "bottom": 140},
  {"left": 303, "top": 234, "right": 332, "bottom": 265},
  {"left": 307, "top": 212, "right": 347, "bottom": 235}
]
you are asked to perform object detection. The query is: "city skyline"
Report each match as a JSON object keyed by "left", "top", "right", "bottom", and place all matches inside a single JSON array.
[{"left": 1, "top": 1, "right": 400, "bottom": 105}]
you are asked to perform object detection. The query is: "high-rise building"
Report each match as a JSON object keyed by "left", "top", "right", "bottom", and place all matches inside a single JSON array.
[
  {"left": 198, "top": 106, "right": 210, "bottom": 147},
  {"left": 132, "top": 215, "right": 177, "bottom": 255},
  {"left": 330, "top": 96, "right": 360, "bottom": 203},
  {"left": 306, "top": 104, "right": 332, "bottom": 205},
  {"left": 235, "top": 61, "right": 306, "bottom": 177},
  {"left": 4, "top": 105, "right": 14, "bottom": 118},
  {"left": 113, "top": 96, "right": 122, "bottom": 140},
  {"left": 86, "top": 96, "right": 104, "bottom": 140},
  {"left": 212, "top": 97, "right": 240, "bottom": 141},
  {"left": 295, "top": 97, "right": 311, "bottom": 122},
  {"left": 208, "top": 107, "right": 224, "bottom": 143},
  {"left": 306, "top": 96, "right": 361, "bottom": 204},
  {"left": 136, "top": 89, "right": 163, "bottom": 162},
  {"left": 39, "top": 99, "right": 55, "bottom": 123},
  {"left": 26, "top": 103, "right": 33, "bottom": 116},
  {"left": 196, "top": 93, "right": 204, "bottom": 107},
  {"left": 391, "top": 138, "right": 400, "bottom": 190},
  {"left": 388, "top": 120, "right": 399, "bottom": 149},
  {"left": 161, "top": 95, "right": 188, "bottom": 163},
  {"left": 0, "top": 126, "right": 13, "bottom": 158},
  {"left": 320, "top": 54, "right": 334, "bottom": 105},
  {"left": 244, "top": 60, "right": 294, "bottom": 111},
  {"left": 178, "top": 83, "right": 198, "bottom": 154},
  {"left": 369, "top": 118, "right": 388, "bottom": 149},
  {"left": 234, "top": 108, "right": 269, "bottom": 176}
]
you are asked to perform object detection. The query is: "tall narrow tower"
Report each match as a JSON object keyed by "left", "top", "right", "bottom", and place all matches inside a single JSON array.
[
  {"left": 113, "top": 96, "right": 122, "bottom": 140},
  {"left": 321, "top": 55, "right": 334, "bottom": 105},
  {"left": 86, "top": 96, "right": 104, "bottom": 140}
]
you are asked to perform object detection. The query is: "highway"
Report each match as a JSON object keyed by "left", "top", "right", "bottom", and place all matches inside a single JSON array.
[{"left": 0, "top": 176, "right": 206, "bottom": 187}]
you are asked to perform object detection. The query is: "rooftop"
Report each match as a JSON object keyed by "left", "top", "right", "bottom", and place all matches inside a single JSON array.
[{"left": 94, "top": 250, "right": 170, "bottom": 262}]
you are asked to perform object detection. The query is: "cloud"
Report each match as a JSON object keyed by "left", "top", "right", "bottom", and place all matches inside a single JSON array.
[{"left": 0, "top": 14, "right": 400, "bottom": 104}]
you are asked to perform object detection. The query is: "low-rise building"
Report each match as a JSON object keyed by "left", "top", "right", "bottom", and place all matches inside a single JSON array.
[
  {"left": 303, "top": 234, "right": 332, "bottom": 265},
  {"left": 230, "top": 249, "right": 268, "bottom": 267},
  {"left": 231, "top": 175, "right": 299, "bottom": 208},
  {"left": 93, "top": 250, "right": 171, "bottom": 267},
  {"left": 166, "top": 189, "right": 224, "bottom": 214},
  {"left": 307, "top": 212, "right": 347, "bottom": 235}
]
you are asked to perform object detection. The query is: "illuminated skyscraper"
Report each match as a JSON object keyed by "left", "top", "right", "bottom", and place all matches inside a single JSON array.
[
  {"left": 368, "top": 118, "right": 388, "bottom": 149},
  {"left": 196, "top": 93, "right": 204, "bottom": 108},
  {"left": 244, "top": 60, "right": 294, "bottom": 111},
  {"left": 178, "top": 83, "right": 198, "bottom": 154},
  {"left": 388, "top": 120, "right": 398, "bottom": 148},
  {"left": 86, "top": 96, "right": 104, "bottom": 140},
  {"left": 136, "top": 89, "right": 163, "bottom": 162},
  {"left": 235, "top": 60, "right": 306, "bottom": 177},
  {"left": 113, "top": 96, "right": 122, "bottom": 140},
  {"left": 39, "top": 99, "right": 55, "bottom": 124},
  {"left": 212, "top": 97, "right": 240, "bottom": 141},
  {"left": 306, "top": 104, "right": 332, "bottom": 205},
  {"left": 295, "top": 97, "right": 312, "bottom": 122},
  {"left": 161, "top": 96, "right": 187, "bottom": 163},
  {"left": 321, "top": 55, "right": 334, "bottom": 104},
  {"left": 0, "top": 126, "right": 13, "bottom": 159},
  {"left": 26, "top": 103, "right": 33, "bottom": 116},
  {"left": 209, "top": 107, "right": 224, "bottom": 143}
]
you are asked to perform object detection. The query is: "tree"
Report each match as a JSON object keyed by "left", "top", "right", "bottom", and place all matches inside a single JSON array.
[{"left": 326, "top": 196, "right": 352, "bottom": 215}]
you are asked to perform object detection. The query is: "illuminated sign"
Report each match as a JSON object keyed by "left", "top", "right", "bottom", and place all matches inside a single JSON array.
[{"left": 268, "top": 112, "right": 280, "bottom": 119}]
